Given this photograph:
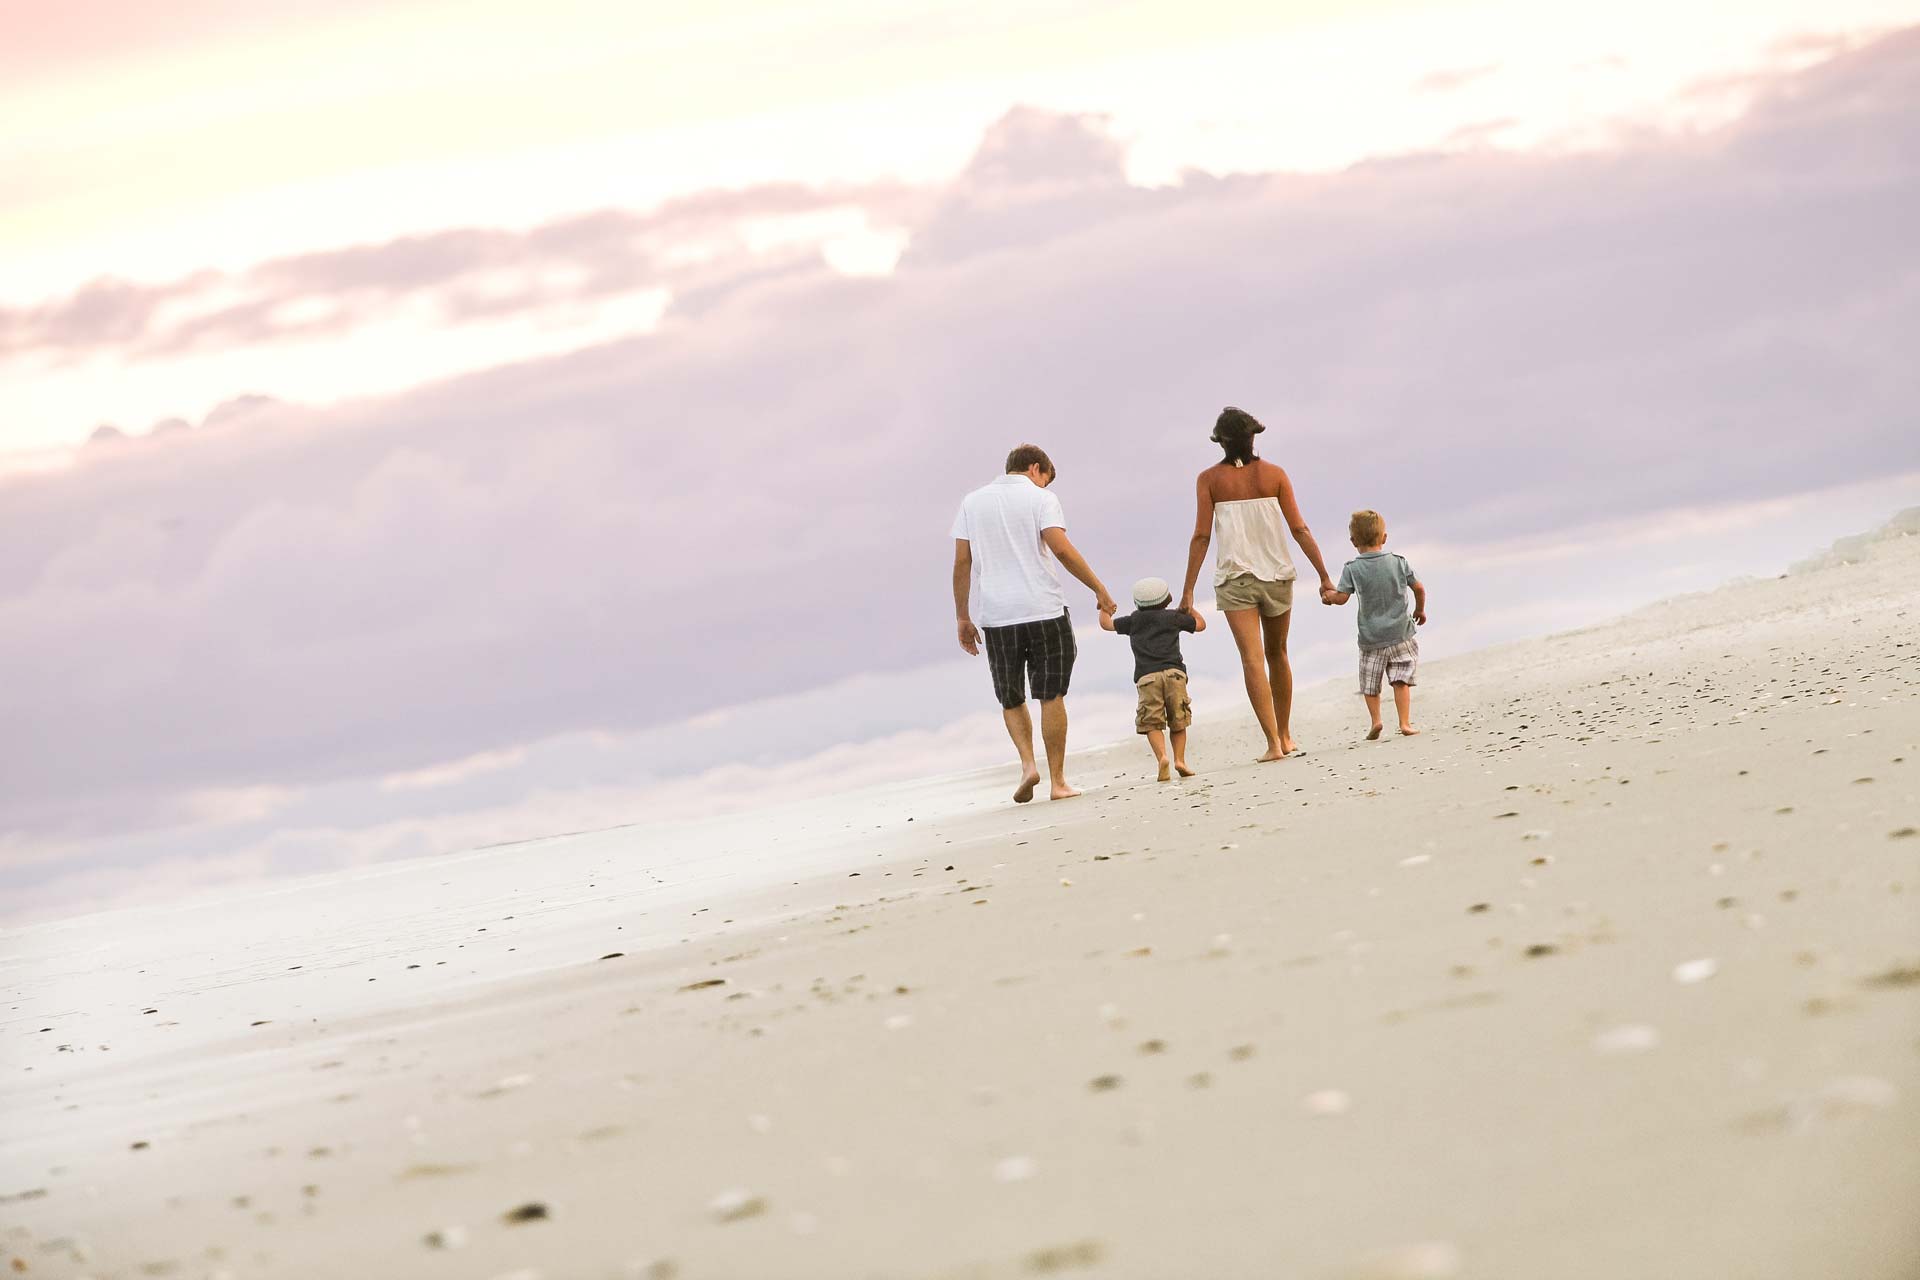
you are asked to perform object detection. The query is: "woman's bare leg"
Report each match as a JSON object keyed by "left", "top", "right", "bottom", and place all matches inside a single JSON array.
[
  {"left": 1262, "top": 609, "right": 1296, "bottom": 755},
  {"left": 1225, "top": 607, "right": 1284, "bottom": 760}
]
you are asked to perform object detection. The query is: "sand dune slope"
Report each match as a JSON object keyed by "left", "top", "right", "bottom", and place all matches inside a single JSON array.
[{"left": 3, "top": 521, "right": 1917, "bottom": 1279}]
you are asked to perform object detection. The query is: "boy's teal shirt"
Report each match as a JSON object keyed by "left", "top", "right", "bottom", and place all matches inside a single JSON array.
[{"left": 1337, "top": 551, "right": 1418, "bottom": 650}]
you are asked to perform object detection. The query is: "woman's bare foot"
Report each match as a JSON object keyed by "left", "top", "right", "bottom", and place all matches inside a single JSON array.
[
  {"left": 1050, "top": 783, "right": 1082, "bottom": 800},
  {"left": 1174, "top": 762, "right": 1195, "bottom": 777},
  {"left": 1399, "top": 726, "right": 1421, "bottom": 736},
  {"left": 1366, "top": 724, "right": 1383, "bottom": 741},
  {"left": 1013, "top": 769, "right": 1040, "bottom": 804},
  {"left": 1280, "top": 735, "right": 1300, "bottom": 756},
  {"left": 1256, "top": 746, "right": 1285, "bottom": 762},
  {"left": 1156, "top": 761, "right": 1173, "bottom": 783}
]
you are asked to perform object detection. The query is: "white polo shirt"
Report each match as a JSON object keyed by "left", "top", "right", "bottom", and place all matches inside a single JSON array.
[{"left": 951, "top": 474, "right": 1068, "bottom": 628}]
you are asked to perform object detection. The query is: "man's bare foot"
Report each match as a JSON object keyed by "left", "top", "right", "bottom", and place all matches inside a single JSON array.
[
  {"left": 1156, "top": 761, "right": 1172, "bottom": 783},
  {"left": 1399, "top": 726, "right": 1421, "bottom": 736},
  {"left": 1050, "top": 783, "right": 1082, "bottom": 800},
  {"left": 1013, "top": 769, "right": 1040, "bottom": 804},
  {"left": 1175, "top": 762, "right": 1195, "bottom": 777},
  {"left": 1367, "top": 724, "right": 1383, "bottom": 741}
]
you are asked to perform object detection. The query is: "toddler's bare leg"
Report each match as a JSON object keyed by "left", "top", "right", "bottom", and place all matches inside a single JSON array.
[
  {"left": 1363, "top": 693, "right": 1384, "bottom": 740},
  {"left": 1145, "top": 728, "right": 1172, "bottom": 782},
  {"left": 1393, "top": 682, "right": 1418, "bottom": 735},
  {"left": 1171, "top": 728, "right": 1193, "bottom": 777}
]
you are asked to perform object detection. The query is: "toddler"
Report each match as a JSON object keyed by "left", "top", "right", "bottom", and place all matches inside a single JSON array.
[{"left": 1101, "top": 577, "right": 1206, "bottom": 780}]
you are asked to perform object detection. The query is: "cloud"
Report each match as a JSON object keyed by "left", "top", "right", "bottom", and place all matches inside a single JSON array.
[
  {"left": 1414, "top": 62, "right": 1501, "bottom": 94},
  {"left": 0, "top": 179, "right": 920, "bottom": 367},
  {"left": 1, "top": 29, "right": 1918, "bottom": 858}
]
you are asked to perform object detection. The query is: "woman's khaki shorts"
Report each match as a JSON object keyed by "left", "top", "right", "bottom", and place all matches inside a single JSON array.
[
  {"left": 1135, "top": 669, "right": 1192, "bottom": 734},
  {"left": 1215, "top": 574, "right": 1294, "bottom": 616}
]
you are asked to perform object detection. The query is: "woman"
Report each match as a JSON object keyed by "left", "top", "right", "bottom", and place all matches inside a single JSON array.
[{"left": 1178, "top": 406, "right": 1336, "bottom": 761}]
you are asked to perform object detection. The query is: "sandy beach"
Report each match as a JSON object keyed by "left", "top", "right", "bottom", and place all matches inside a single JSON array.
[{"left": 4, "top": 517, "right": 1916, "bottom": 1280}]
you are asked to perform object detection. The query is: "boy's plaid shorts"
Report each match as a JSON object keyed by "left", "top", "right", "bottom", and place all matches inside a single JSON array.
[{"left": 1358, "top": 637, "right": 1419, "bottom": 696}]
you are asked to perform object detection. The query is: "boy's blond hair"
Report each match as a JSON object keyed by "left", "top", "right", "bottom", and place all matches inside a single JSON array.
[{"left": 1349, "top": 509, "right": 1386, "bottom": 546}]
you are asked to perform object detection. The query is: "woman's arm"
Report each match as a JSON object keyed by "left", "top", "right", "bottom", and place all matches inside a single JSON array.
[
  {"left": 1274, "top": 466, "right": 1335, "bottom": 591},
  {"left": 1179, "top": 471, "right": 1214, "bottom": 611}
]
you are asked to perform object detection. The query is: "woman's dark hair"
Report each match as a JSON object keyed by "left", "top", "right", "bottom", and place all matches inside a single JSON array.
[{"left": 1211, "top": 406, "right": 1265, "bottom": 465}]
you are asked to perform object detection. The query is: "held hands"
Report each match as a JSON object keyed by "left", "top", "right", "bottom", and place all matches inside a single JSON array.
[
  {"left": 1095, "top": 592, "right": 1119, "bottom": 617},
  {"left": 957, "top": 619, "right": 981, "bottom": 655},
  {"left": 1318, "top": 583, "right": 1339, "bottom": 606}
]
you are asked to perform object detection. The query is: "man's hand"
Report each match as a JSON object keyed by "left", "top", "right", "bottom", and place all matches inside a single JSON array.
[
  {"left": 957, "top": 619, "right": 981, "bottom": 655},
  {"left": 1178, "top": 593, "right": 1195, "bottom": 613},
  {"left": 1319, "top": 585, "right": 1339, "bottom": 605},
  {"left": 1096, "top": 592, "right": 1119, "bottom": 617}
]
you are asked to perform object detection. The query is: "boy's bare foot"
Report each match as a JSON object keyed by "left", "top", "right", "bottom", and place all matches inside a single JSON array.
[
  {"left": 1157, "top": 761, "right": 1173, "bottom": 783},
  {"left": 1367, "top": 725, "right": 1383, "bottom": 741},
  {"left": 1174, "top": 762, "right": 1195, "bottom": 777},
  {"left": 1050, "top": 783, "right": 1082, "bottom": 800},
  {"left": 1399, "top": 726, "right": 1421, "bottom": 736},
  {"left": 1013, "top": 769, "right": 1040, "bottom": 804}
]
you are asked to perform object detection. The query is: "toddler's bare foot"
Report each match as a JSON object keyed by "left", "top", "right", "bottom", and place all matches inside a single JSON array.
[
  {"left": 1366, "top": 724, "right": 1383, "bottom": 741},
  {"left": 1013, "top": 769, "right": 1040, "bottom": 804},
  {"left": 1156, "top": 761, "right": 1172, "bottom": 783},
  {"left": 1399, "top": 726, "right": 1421, "bottom": 736},
  {"left": 1174, "top": 762, "right": 1194, "bottom": 777},
  {"left": 1050, "top": 783, "right": 1082, "bottom": 801}
]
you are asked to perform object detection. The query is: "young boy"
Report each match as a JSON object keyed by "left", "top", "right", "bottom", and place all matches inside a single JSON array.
[
  {"left": 1101, "top": 577, "right": 1207, "bottom": 781},
  {"left": 1322, "top": 510, "right": 1427, "bottom": 739}
]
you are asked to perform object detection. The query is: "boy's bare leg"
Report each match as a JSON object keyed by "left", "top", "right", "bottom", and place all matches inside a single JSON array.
[
  {"left": 1225, "top": 608, "right": 1284, "bottom": 761},
  {"left": 1363, "top": 693, "right": 1384, "bottom": 740},
  {"left": 1039, "top": 697, "right": 1079, "bottom": 799},
  {"left": 1261, "top": 609, "right": 1297, "bottom": 755},
  {"left": 1146, "top": 728, "right": 1172, "bottom": 782},
  {"left": 1003, "top": 703, "right": 1041, "bottom": 802},
  {"left": 1170, "top": 728, "right": 1194, "bottom": 777},
  {"left": 1392, "top": 682, "right": 1419, "bottom": 735}
]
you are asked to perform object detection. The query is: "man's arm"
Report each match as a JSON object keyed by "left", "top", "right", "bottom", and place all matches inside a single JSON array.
[
  {"left": 1179, "top": 472, "right": 1214, "bottom": 611},
  {"left": 1411, "top": 578, "right": 1427, "bottom": 625},
  {"left": 1040, "top": 527, "right": 1117, "bottom": 615},
  {"left": 1274, "top": 467, "right": 1335, "bottom": 593},
  {"left": 953, "top": 539, "right": 979, "bottom": 655}
]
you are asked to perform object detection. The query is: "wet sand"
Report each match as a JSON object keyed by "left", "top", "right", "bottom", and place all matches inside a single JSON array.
[{"left": 4, "top": 519, "right": 1917, "bottom": 1279}]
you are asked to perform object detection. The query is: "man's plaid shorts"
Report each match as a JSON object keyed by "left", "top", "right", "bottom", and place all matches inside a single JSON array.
[
  {"left": 983, "top": 610, "right": 1077, "bottom": 709},
  {"left": 1358, "top": 636, "right": 1419, "bottom": 696}
]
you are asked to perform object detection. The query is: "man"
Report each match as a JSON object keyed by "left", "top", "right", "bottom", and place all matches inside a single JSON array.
[{"left": 952, "top": 444, "right": 1118, "bottom": 803}]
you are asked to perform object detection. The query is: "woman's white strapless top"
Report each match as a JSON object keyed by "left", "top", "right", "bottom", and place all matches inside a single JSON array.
[{"left": 1212, "top": 497, "right": 1296, "bottom": 585}]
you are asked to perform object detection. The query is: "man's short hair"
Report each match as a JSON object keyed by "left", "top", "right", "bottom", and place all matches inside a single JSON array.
[
  {"left": 1349, "top": 509, "right": 1386, "bottom": 545},
  {"left": 1005, "top": 444, "right": 1055, "bottom": 478}
]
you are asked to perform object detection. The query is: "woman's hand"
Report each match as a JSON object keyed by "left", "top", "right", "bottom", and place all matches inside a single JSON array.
[{"left": 1178, "top": 592, "right": 1195, "bottom": 613}]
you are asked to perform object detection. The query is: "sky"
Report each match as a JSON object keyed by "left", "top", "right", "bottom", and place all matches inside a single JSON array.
[{"left": 3, "top": 1, "right": 1919, "bottom": 922}]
